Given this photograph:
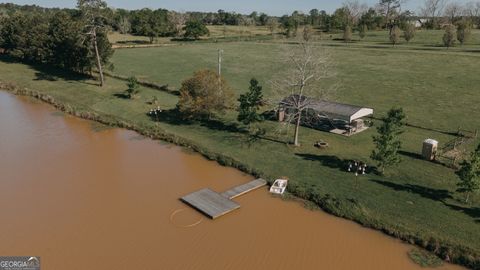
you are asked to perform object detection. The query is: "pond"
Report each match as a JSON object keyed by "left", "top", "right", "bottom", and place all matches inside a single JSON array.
[{"left": 0, "top": 91, "right": 462, "bottom": 270}]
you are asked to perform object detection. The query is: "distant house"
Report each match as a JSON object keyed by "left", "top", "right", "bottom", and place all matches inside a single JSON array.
[
  {"left": 416, "top": 19, "right": 429, "bottom": 28},
  {"left": 278, "top": 95, "right": 374, "bottom": 136}
]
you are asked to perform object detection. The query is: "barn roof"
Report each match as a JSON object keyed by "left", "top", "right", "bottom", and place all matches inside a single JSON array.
[{"left": 280, "top": 95, "right": 374, "bottom": 123}]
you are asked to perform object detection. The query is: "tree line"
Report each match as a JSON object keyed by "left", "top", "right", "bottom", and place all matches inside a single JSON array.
[
  {"left": 105, "top": 0, "right": 480, "bottom": 43},
  {"left": 0, "top": 1, "right": 113, "bottom": 84},
  {"left": 2, "top": 1, "right": 479, "bottom": 44}
]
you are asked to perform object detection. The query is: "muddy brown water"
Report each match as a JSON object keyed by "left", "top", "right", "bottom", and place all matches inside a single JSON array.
[{"left": 0, "top": 91, "right": 464, "bottom": 270}]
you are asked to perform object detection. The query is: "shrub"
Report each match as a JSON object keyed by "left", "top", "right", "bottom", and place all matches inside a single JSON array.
[
  {"left": 343, "top": 25, "right": 352, "bottom": 43},
  {"left": 177, "top": 69, "right": 234, "bottom": 119},
  {"left": 404, "top": 24, "right": 416, "bottom": 43},
  {"left": 443, "top": 25, "right": 457, "bottom": 49},
  {"left": 359, "top": 24, "right": 367, "bottom": 40},
  {"left": 389, "top": 25, "right": 401, "bottom": 47},
  {"left": 457, "top": 21, "right": 472, "bottom": 46},
  {"left": 408, "top": 249, "right": 444, "bottom": 268},
  {"left": 125, "top": 76, "right": 140, "bottom": 99}
]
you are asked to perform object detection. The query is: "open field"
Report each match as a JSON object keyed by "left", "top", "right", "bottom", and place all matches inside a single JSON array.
[
  {"left": 207, "top": 25, "right": 273, "bottom": 37},
  {"left": 1, "top": 36, "right": 480, "bottom": 267},
  {"left": 109, "top": 26, "right": 480, "bottom": 49},
  {"left": 108, "top": 25, "right": 274, "bottom": 45},
  {"left": 111, "top": 41, "right": 480, "bottom": 132}
]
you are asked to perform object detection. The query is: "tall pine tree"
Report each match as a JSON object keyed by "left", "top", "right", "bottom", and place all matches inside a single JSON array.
[
  {"left": 457, "top": 144, "right": 480, "bottom": 203},
  {"left": 237, "top": 78, "right": 264, "bottom": 126},
  {"left": 371, "top": 108, "right": 406, "bottom": 174}
]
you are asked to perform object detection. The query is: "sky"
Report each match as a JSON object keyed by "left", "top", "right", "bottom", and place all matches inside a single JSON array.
[{"left": 1, "top": 0, "right": 472, "bottom": 16}]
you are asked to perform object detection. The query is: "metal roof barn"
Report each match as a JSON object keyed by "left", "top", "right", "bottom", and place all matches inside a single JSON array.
[{"left": 280, "top": 95, "right": 374, "bottom": 123}]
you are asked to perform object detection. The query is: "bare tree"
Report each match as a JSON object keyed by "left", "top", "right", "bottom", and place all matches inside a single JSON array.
[
  {"left": 344, "top": 25, "right": 353, "bottom": 43},
  {"left": 457, "top": 20, "right": 472, "bottom": 45},
  {"left": 303, "top": 25, "right": 314, "bottom": 41},
  {"left": 266, "top": 17, "right": 279, "bottom": 36},
  {"left": 444, "top": 2, "right": 464, "bottom": 23},
  {"left": 404, "top": 23, "right": 416, "bottom": 42},
  {"left": 390, "top": 25, "right": 401, "bottom": 46},
  {"left": 239, "top": 16, "right": 255, "bottom": 36},
  {"left": 463, "top": 1, "right": 480, "bottom": 24},
  {"left": 377, "top": 0, "right": 407, "bottom": 30},
  {"left": 168, "top": 11, "right": 188, "bottom": 37},
  {"left": 271, "top": 41, "right": 337, "bottom": 146},
  {"left": 443, "top": 24, "right": 457, "bottom": 48},
  {"left": 476, "top": 1, "right": 480, "bottom": 26},
  {"left": 343, "top": 0, "right": 368, "bottom": 25},
  {"left": 420, "top": 0, "right": 448, "bottom": 25},
  {"left": 78, "top": 0, "right": 108, "bottom": 87}
]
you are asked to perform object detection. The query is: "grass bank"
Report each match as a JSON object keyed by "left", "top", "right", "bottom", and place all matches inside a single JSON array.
[{"left": 0, "top": 51, "right": 479, "bottom": 268}]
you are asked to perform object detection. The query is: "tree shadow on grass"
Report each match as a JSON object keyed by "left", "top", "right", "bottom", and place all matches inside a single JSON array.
[
  {"left": 461, "top": 49, "right": 480, "bottom": 53},
  {"left": 32, "top": 66, "right": 97, "bottom": 86},
  {"left": 370, "top": 179, "right": 453, "bottom": 201},
  {"left": 147, "top": 108, "right": 190, "bottom": 125},
  {"left": 295, "top": 154, "right": 348, "bottom": 171},
  {"left": 116, "top": 40, "right": 151, "bottom": 45},
  {"left": 331, "top": 38, "right": 360, "bottom": 43},
  {"left": 34, "top": 71, "right": 58, "bottom": 81},
  {"left": 443, "top": 202, "right": 480, "bottom": 223},
  {"left": 371, "top": 179, "right": 480, "bottom": 223},
  {"left": 149, "top": 109, "right": 287, "bottom": 147},
  {"left": 113, "top": 92, "right": 129, "bottom": 99},
  {"left": 238, "top": 131, "right": 288, "bottom": 148},
  {"left": 171, "top": 37, "right": 199, "bottom": 42},
  {"left": 0, "top": 55, "right": 97, "bottom": 86},
  {"left": 149, "top": 108, "right": 247, "bottom": 134},
  {"left": 399, "top": 150, "right": 424, "bottom": 160},
  {"left": 370, "top": 116, "right": 460, "bottom": 136},
  {"left": 199, "top": 118, "right": 247, "bottom": 134},
  {"left": 255, "top": 135, "right": 287, "bottom": 145},
  {"left": 399, "top": 150, "right": 455, "bottom": 169}
]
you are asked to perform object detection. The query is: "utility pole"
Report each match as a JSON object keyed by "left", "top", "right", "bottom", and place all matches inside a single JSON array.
[
  {"left": 218, "top": 49, "right": 224, "bottom": 92},
  {"left": 218, "top": 49, "right": 223, "bottom": 77}
]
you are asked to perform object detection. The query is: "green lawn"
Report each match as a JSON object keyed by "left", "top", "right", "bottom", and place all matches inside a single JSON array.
[
  {"left": 108, "top": 25, "right": 275, "bottom": 45},
  {"left": 108, "top": 27, "right": 480, "bottom": 55},
  {"left": 207, "top": 25, "right": 274, "bottom": 37},
  {"left": 109, "top": 27, "right": 480, "bottom": 48},
  {"left": 111, "top": 42, "right": 480, "bottom": 132},
  {"left": 1, "top": 38, "right": 480, "bottom": 267}
]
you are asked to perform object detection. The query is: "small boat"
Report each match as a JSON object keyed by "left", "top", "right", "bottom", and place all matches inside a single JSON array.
[{"left": 269, "top": 179, "right": 288, "bottom": 195}]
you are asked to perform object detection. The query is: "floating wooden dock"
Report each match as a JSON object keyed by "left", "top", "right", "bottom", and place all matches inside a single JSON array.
[
  {"left": 181, "top": 188, "right": 241, "bottom": 219},
  {"left": 221, "top": 178, "right": 268, "bottom": 199},
  {"left": 181, "top": 179, "right": 267, "bottom": 219}
]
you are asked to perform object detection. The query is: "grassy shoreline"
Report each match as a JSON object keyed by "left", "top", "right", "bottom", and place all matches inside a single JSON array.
[{"left": 1, "top": 73, "right": 479, "bottom": 268}]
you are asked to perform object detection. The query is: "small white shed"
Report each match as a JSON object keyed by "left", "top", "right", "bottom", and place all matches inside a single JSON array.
[{"left": 422, "top": 139, "right": 439, "bottom": 161}]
